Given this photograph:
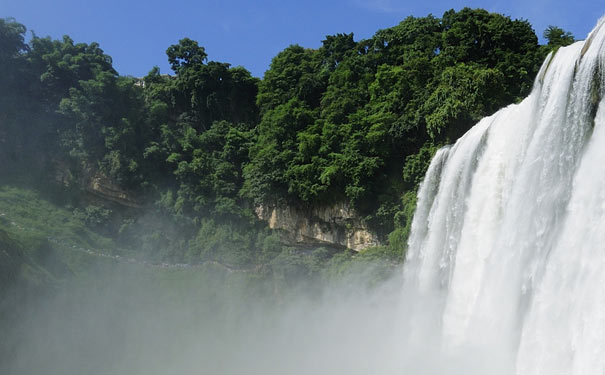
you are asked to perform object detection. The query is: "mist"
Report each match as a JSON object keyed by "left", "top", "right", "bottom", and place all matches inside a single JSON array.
[{"left": 1, "top": 260, "right": 417, "bottom": 375}]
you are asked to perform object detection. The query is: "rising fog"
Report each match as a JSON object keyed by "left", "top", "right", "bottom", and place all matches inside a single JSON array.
[{"left": 2, "top": 260, "right": 417, "bottom": 375}]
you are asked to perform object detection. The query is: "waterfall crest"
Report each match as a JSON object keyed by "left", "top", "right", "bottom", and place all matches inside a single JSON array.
[{"left": 404, "top": 16, "right": 605, "bottom": 374}]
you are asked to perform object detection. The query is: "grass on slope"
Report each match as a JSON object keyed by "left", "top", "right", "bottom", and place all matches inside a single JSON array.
[{"left": 0, "top": 185, "right": 125, "bottom": 275}]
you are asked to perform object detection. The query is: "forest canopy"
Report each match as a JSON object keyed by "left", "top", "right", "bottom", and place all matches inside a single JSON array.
[{"left": 0, "top": 10, "right": 575, "bottom": 265}]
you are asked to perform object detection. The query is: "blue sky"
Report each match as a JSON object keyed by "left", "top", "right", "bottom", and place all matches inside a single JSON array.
[{"left": 3, "top": 0, "right": 603, "bottom": 78}]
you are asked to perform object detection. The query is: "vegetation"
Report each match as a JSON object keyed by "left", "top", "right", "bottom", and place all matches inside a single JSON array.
[
  {"left": 0, "top": 10, "right": 576, "bottom": 280},
  {"left": 543, "top": 25, "right": 576, "bottom": 48}
]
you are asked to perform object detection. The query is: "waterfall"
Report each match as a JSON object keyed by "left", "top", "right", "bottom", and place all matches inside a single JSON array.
[{"left": 404, "top": 16, "right": 605, "bottom": 374}]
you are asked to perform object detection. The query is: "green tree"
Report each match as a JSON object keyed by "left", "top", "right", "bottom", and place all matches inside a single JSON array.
[
  {"left": 257, "top": 45, "right": 326, "bottom": 114},
  {"left": 166, "top": 37, "right": 207, "bottom": 73},
  {"left": 0, "top": 18, "right": 29, "bottom": 169},
  {"left": 543, "top": 25, "right": 575, "bottom": 48}
]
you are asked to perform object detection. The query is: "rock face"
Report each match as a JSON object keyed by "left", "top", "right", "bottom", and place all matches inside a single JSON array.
[
  {"left": 85, "top": 173, "right": 141, "bottom": 208},
  {"left": 53, "top": 160, "right": 140, "bottom": 208},
  {"left": 255, "top": 202, "right": 380, "bottom": 251}
]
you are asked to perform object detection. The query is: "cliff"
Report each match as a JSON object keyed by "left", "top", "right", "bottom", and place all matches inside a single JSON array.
[
  {"left": 53, "top": 161, "right": 141, "bottom": 209},
  {"left": 85, "top": 174, "right": 141, "bottom": 208},
  {"left": 255, "top": 202, "right": 380, "bottom": 251}
]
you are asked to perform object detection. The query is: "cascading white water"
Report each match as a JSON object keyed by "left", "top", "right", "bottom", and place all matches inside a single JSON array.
[{"left": 404, "top": 16, "right": 605, "bottom": 374}]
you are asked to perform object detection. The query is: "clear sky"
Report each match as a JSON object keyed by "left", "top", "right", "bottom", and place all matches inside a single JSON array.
[{"left": 3, "top": 0, "right": 604, "bottom": 78}]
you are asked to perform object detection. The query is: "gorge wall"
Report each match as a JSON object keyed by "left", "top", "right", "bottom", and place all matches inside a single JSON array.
[{"left": 255, "top": 202, "right": 380, "bottom": 251}]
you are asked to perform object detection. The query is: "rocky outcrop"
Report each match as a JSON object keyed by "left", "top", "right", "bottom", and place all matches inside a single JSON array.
[
  {"left": 85, "top": 174, "right": 141, "bottom": 208},
  {"left": 255, "top": 202, "right": 380, "bottom": 251},
  {"left": 53, "top": 160, "right": 141, "bottom": 208}
]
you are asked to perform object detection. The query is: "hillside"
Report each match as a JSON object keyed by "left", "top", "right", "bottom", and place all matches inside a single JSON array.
[{"left": 0, "top": 9, "right": 574, "bottom": 271}]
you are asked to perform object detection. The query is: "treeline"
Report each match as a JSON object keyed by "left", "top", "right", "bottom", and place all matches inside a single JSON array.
[{"left": 0, "top": 10, "right": 574, "bottom": 267}]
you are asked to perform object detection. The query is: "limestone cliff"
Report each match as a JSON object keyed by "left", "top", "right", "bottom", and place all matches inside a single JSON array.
[
  {"left": 85, "top": 174, "right": 141, "bottom": 208},
  {"left": 53, "top": 161, "right": 140, "bottom": 208},
  {"left": 255, "top": 202, "right": 380, "bottom": 251}
]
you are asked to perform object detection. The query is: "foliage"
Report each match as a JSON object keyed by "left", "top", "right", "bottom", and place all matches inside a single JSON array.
[
  {"left": 187, "top": 218, "right": 258, "bottom": 266},
  {"left": 243, "top": 8, "right": 544, "bottom": 240},
  {"left": 543, "top": 25, "right": 575, "bottom": 48},
  {"left": 0, "top": 186, "right": 115, "bottom": 252},
  {"left": 0, "top": 12, "right": 570, "bottom": 272},
  {"left": 166, "top": 37, "right": 207, "bottom": 73}
]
